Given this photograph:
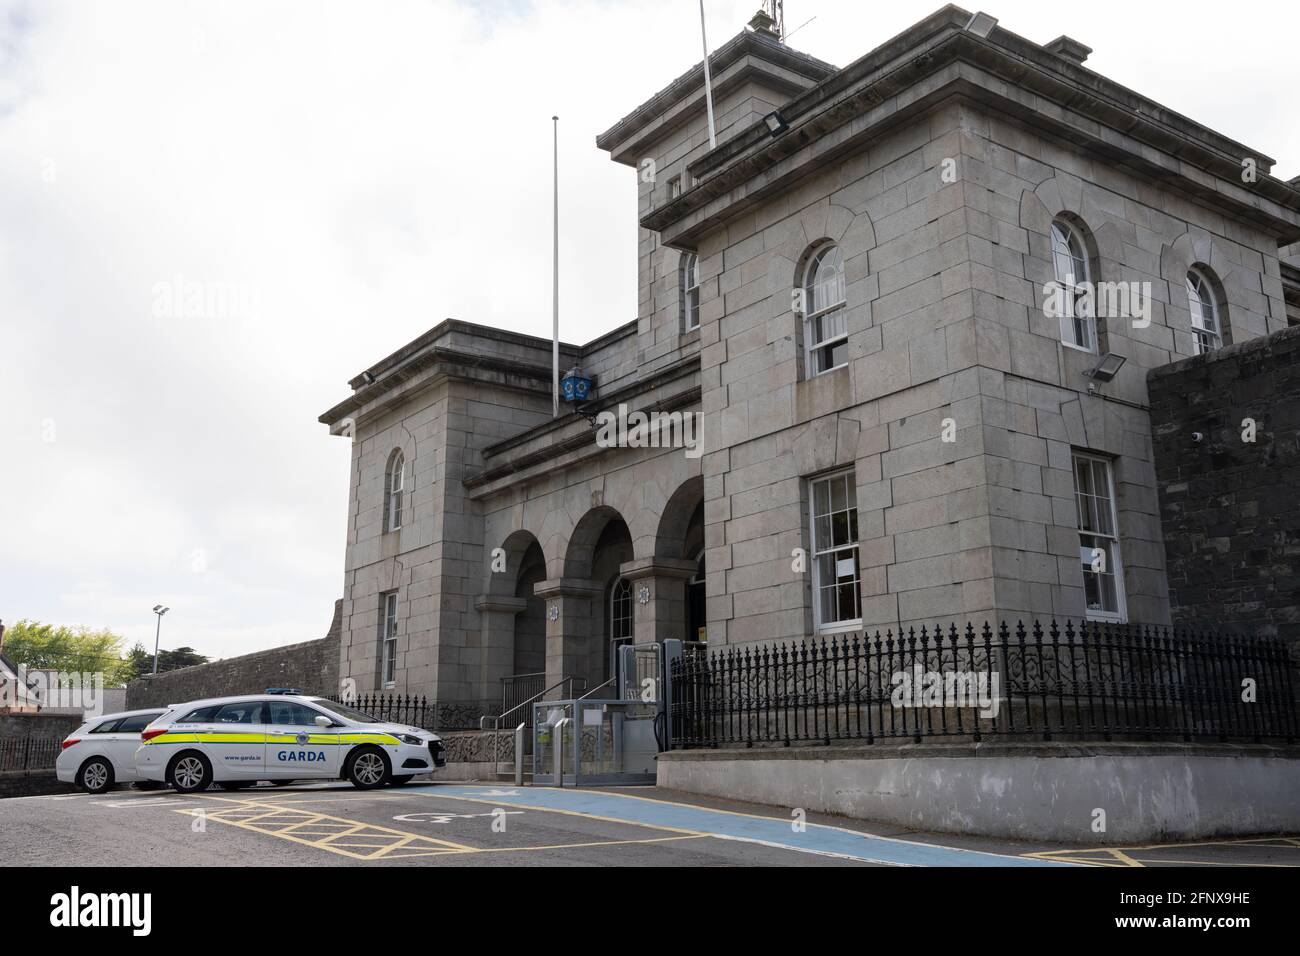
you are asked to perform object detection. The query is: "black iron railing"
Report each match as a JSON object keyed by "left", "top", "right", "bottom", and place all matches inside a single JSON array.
[
  {"left": 669, "top": 621, "right": 1299, "bottom": 749},
  {"left": 324, "top": 693, "right": 486, "bottom": 731},
  {"left": 0, "top": 736, "right": 62, "bottom": 772}
]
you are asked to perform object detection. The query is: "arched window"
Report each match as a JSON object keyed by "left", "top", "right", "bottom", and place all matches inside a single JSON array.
[
  {"left": 801, "top": 243, "right": 848, "bottom": 376},
  {"left": 385, "top": 450, "right": 405, "bottom": 532},
  {"left": 1051, "top": 218, "right": 1096, "bottom": 352},
  {"left": 681, "top": 253, "right": 700, "bottom": 332},
  {"left": 610, "top": 578, "right": 633, "bottom": 643},
  {"left": 608, "top": 577, "right": 634, "bottom": 683},
  {"left": 1186, "top": 267, "right": 1227, "bottom": 354}
]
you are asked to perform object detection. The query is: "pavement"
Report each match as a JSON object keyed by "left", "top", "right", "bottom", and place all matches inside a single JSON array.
[{"left": 5, "top": 780, "right": 1300, "bottom": 867}]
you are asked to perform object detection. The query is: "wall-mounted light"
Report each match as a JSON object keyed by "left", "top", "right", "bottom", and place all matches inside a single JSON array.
[
  {"left": 763, "top": 111, "right": 789, "bottom": 137},
  {"left": 1083, "top": 352, "right": 1127, "bottom": 383},
  {"left": 361, "top": 371, "right": 376, "bottom": 385},
  {"left": 964, "top": 12, "right": 998, "bottom": 38}
]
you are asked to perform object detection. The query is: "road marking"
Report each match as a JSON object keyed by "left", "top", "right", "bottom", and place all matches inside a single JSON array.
[
  {"left": 175, "top": 795, "right": 475, "bottom": 860},
  {"left": 432, "top": 834, "right": 710, "bottom": 856},
  {"left": 417, "top": 785, "right": 1071, "bottom": 867},
  {"left": 168, "top": 792, "right": 720, "bottom": 860},
  {"left": 1027, "top": 836, "right": 1300, "bottom": 868}
]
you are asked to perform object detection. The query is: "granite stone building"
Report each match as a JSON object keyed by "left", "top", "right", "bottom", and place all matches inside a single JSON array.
[{"left": 319, "top": 5, "right": 1300, "bottom": 709}]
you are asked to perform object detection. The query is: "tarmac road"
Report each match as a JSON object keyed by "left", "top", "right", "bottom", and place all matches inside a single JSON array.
[{"left": 5, "top": 780, "right": 1298, "bottom": 867}]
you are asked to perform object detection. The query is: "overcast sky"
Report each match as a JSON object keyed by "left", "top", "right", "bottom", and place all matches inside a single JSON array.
[{"left": 1, "top": 0, "right": 1295, "bottom": 666}]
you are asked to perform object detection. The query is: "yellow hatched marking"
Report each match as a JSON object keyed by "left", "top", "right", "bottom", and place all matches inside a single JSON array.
[
  {"left": 179, "top": 792, "right": 715, "bottom": 859},
  {"left": 1026, "top": 836, "right": 1300, "bottom": 868},
  {"left": 177, "top": 795, "right": 474, "bottom": 861}
]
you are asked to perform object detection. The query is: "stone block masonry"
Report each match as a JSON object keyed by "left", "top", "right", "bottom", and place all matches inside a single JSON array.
[
  {"left": 126, "top": 600, "right": 341, "bottom": 709},
  {"left": 1149, "top": 325, "right": 1300, "bottom": 655}
]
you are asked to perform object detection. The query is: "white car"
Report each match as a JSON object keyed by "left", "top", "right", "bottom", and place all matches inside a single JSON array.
[
  {"left": 135, "top": 693, "right": 446, "bottom": 793},
  {"left": 57, "top": 708, "right": 170, "bottom": 794}
]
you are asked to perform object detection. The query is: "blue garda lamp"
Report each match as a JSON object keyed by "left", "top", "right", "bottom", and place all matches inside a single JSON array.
[{"left": 561, "top": 365, "right": 592, "bottom": 403}]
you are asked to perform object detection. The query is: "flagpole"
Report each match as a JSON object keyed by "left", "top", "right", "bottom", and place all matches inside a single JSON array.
[
  {"left": 699, "top": 0, "right": 717, "bottom": 149},
  {"left": 552, "top": 115, "right": 560, "bottom": 418}
]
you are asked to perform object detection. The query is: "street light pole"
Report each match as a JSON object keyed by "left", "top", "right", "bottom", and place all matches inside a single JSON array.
[{"left": 151, "top": 605, "right": 169, "bottom": 675}]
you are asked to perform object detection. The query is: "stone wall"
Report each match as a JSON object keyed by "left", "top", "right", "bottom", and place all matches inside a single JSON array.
[
  {"left": 0, "top": 713, "right": 84, "bottom": 799},
  {"left": 1149, "top": 326, "right": 1300, "bottom": 652},
  {"left": 659, "top": 742, "right": 1300, "bottom": 843},
  {"left": 126, "top": 601, "right": 341, "bottom": 709}
]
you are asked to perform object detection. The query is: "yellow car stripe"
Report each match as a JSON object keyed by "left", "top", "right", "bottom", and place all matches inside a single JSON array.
[{"left": 146, "top": 731, "right": 406, "bottom": 745}]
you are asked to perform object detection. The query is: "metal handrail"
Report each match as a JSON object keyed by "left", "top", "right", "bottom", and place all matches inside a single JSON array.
[
  {"left": 480, "top": 675, "right": 585, "bottom": 731},
  {"left": 579, "top": 677, "right": 616, "bottom": 700}
]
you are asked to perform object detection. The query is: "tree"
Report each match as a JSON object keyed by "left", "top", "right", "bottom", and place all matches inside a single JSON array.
[
  {"left": 120, "top": 643, "right": 154, "bottom": 683},
  {"left": 156, "top": 647, "right": 208, "bottom": 672},
  {"left": 2, "top": 620, "right": 133, "bottom": 686},
  {"left": 119, "top": 643, "right": 210, "bottom": 681}
]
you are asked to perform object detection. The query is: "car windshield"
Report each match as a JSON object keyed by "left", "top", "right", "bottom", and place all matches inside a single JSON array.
[{"left": 308, "top": 699, "right": 382, "bottom": 723}]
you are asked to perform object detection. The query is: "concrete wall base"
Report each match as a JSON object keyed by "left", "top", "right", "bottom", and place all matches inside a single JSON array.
[{"left": 656, "top": 742, "right": 1300, "bottom": 844}]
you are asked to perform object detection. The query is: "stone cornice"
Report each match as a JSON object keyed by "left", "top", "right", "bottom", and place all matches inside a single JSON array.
[
  {"left": 345, "top": 318, "right": 582, "bottom": 391},
  {"left": 596, "top": 29, "right": 837, "bottom": 166},
  {"left": 462, "top": 356, "right": 701, "bottom": 491},
  {"left": 619, "top": 557, "right": 698, "bottom": 581},
  {"left": 318, "top": 319, "right": 641, "bottom": 429},
  {"left": 533, "top": 578, "right": 604, "bottom": 600},
  {"left": 318, "top": 344, "right": 556, "bottom": 428},
  {"left": 475, "top": 596, "right": 529, "bottom": 615},
  {"left": 645, "top": 6, "right": 1300, "bottom": 246}
]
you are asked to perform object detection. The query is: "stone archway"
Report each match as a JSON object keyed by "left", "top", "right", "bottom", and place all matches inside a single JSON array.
[
  {"left": 618, "top": 477, "right": 705, "bottom": 647},
  {"left": 476, "top": 529, "right": 546, "bottom": 704},
  {"left": 536, "top": 507, "right": 634, "bottom": 693}
]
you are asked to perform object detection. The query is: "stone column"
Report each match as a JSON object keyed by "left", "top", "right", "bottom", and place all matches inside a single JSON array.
[
  {"left": 532, "top": 578, "right": 604, "bottom": 694},
  {"left": 619, "top": 557, "right": 698, "bottom": 646},
  {"left": 474, "top": 595, "right": 527, "bottom": 712}
]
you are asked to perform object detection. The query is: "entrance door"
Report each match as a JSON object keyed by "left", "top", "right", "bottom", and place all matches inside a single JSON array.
[{"left": 687, "top": 551, "right": 706, "bottom": 643}]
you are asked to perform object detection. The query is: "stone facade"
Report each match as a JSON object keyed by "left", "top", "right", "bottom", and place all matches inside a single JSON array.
[
  {"left": 126, "top": 601, "right": 341, "bottom": 709},
  {"left": 319, "top": 6, "right": 1300, "bottom": 705},
  {"left": 1149, "top": 325, "right": 1300, "bottom": 653}
]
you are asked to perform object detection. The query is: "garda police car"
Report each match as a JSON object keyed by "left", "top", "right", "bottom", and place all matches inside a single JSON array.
[{"left": 135, "top": 692, "right": 446, "bottom": 792}]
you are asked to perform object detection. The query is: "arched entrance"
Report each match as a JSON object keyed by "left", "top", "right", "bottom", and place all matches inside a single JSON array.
[{"left": 477, "top": 529, "right": 547, "bottom": 705}]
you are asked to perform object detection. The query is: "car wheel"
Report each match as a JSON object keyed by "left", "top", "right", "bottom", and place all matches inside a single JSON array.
[
  {"left": 167, "top": 752, "right": 213, "bottom": 794},
  {"left": 218, "top": 782, "right": 252, "bottom": 791},
  {"left": 345, "top": 746, "right": 390, "bottom": 790},
  {"left": 77, "top": 757, "right": 114, "bottom": 794},
  {"left": 388, "top": 775, "right": 413, "bottom": 786}
]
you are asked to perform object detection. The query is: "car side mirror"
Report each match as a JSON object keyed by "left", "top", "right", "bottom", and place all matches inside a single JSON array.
[{"left": 314, "top": 715, "right": 333, "bottom": 728}]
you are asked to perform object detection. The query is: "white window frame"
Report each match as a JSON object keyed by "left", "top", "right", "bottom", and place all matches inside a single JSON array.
[
  {"left": 1186, "top": 268, "right": 1224, "bottom": 355},
  {"left": 1051, "top": 220, "right": 1097, "bottom": 354},
  {"left": 380, "top": 591, "right": 399, "bottom": 687},
  {"left": 681, "top": 253, "right": 700, "bottom": 332},
  {"left": 386, "top": 452, "right": 405, "bottom": 532},
  {"left": 1072, "top": 452, "right": 1127, "bottom": 623},
  {"left": 808, "top": 469, "right": 862, "bottom": 633},
  {"left": 802, "top": 244, "right": 849, "bottom": 377}
]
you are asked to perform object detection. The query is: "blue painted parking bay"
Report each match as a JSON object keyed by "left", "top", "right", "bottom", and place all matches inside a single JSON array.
[{"left": 427, "top": 785, "right": 1073, "bottom": 866}]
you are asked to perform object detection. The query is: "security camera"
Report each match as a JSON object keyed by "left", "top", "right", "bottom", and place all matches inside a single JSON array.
[{"left": 1191, "top": 432, "right": 1205, "bottom": 444}]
